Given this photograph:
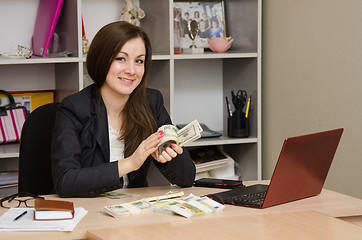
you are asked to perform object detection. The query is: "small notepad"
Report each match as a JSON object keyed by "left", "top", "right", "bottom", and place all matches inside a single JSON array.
[{"left": 34, "top": 199, "right": 74, "bottom": 221}]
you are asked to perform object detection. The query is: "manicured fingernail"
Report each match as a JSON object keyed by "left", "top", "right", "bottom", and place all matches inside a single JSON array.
[
  {"left": 158, "top": 136, "right": 163, "bottom": 140},
  {"left": 158, "top": 152, "right": 161, "bottom": 156},
  {"left": 158, "top": 130, "right": 164, "bottom": 135},
  {"left": 171, "top": 143, "right": 176, "bottom": 148}
]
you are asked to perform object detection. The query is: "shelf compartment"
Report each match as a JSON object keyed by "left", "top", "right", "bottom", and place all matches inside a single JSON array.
[
  {"left": 0, "top": 144, "right": 20, "bottom": 159},
  {"left": 0, "top": 56, "right": 80, "bottom": 65},
  {"left": 186, "top": 137, "right": 258, "bottom": 147},
  {"left": 173, "top": 52, "right": 258, "bottom": 60}
]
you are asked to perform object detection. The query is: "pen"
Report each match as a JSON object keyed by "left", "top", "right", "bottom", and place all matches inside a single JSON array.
[
  {"left": 225, "top": 97, "right": 233, "bottom": 118},
  {"left": 13, "top": 210, "right": 27, "bottom": 221},
  {"left": 245, "top": 95, "right": 252, "bottom": 118}
]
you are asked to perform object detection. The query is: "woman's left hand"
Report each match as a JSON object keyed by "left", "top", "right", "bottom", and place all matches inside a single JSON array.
[{"left": 152, "top": 143, "right": 183, "bottom": 163}]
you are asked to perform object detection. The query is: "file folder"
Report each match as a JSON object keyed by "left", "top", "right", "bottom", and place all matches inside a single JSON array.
[{"left": 31, "top": 0, "right": 64, "bottom": 57}]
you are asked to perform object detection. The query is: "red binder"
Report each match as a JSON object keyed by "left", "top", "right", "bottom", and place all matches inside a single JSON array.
[{"left": 31, "top": 0, "right": 64, "bottom": 57}]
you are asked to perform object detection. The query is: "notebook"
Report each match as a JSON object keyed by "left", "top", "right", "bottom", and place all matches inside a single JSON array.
[
  {"left": 34, "top": 199, "right": 74, "bottom": 220},
  {"left": 31, "top": 0, "right": 64, "bottom": 57},
  {"left": 206, "top": 128, "right": 344, "bottom": 208}
]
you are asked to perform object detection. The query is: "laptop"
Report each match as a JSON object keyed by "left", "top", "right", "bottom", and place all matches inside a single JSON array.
[{"left": 206, "top": 128, "right": 344, "bottom": 208}]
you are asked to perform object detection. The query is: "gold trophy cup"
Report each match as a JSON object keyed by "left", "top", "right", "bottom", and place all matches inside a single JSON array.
[
  {"left": 187, "top": 20, "right": 199, "bottom": 48},
  {"left": 183, "top": 20, "right": 204, "bottom": 54}
]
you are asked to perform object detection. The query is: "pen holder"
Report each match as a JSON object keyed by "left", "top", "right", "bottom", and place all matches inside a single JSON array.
[{"left": 228, "top": 110, "right": 249, "bottom": 138}]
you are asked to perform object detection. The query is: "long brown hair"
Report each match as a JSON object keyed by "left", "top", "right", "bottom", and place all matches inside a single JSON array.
[{"left": 86, "top": 21, "right": 156, "bottom": 156}]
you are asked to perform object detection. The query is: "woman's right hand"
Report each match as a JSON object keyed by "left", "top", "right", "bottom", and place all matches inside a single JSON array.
[{"left": 118, "top": 130, "right": 164, "bottom": 177}]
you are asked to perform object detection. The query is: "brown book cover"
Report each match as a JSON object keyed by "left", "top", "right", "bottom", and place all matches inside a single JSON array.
[{"left": 34, "top": 199, "right": 75, "bottom": 220}]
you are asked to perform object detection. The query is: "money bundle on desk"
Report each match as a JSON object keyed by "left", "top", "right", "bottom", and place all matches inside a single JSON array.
[
  {"left": 101, "top": 193, "right": 224, "bottom": 218},
  {"left": 156, "top": 119, "right": 203, "bottom": 155},
  {"left": 159, "top": 194, "right": 225, "bottom": 218},
  {"left": 101, "top": 199, "right": 154, "bottom": 218}
]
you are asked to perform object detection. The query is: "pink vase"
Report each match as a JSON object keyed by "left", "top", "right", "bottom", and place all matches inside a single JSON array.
[{"left": 208, "top": 38, "right": 234, "bottom": 53}]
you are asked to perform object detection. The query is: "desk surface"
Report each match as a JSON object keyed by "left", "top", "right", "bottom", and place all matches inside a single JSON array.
[
  {"left": 87, "top": 210, "right": 362, "bottom": 240},
  {"left": 1, "top": 181, "right": 362, "bottom": 240}
]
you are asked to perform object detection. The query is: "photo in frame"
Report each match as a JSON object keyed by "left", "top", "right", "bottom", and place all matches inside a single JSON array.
[{"left": 174, "top": 0, "right": 226, "bottom": 49}]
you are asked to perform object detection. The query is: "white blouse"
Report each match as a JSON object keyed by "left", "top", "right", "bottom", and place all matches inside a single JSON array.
[{"left": 109, "top": 126, "right": 128, "bottom": 188}]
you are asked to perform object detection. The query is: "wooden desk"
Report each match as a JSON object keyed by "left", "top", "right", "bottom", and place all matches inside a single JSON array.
[
  {"left": 0, "top": 181, "right": 362, "bottom": 240},
  {"left": 86, "top": 210, "right": 362, "bottom": 240}
]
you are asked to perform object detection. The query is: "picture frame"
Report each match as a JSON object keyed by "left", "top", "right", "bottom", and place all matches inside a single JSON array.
[{"left": 174, "top": 0, "right": 226, "bottom": 50}]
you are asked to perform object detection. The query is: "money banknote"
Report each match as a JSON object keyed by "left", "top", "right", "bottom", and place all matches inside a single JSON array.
[
  {"left": 102, "top": 199, "right": 155, "bottom": 218},
  {"left": 156, "top": 120, "right": 203, "bottom": 155},
  {"left": 162, "top": 193, "right": 225, "bottom": 218}
]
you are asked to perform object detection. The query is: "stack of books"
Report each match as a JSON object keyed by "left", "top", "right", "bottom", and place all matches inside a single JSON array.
[
  {"left": 189, "top": 146, "right": 234, "bottom": 173},
  {"left": 0, "top": 171, "right": 18, "bottom": 189}
]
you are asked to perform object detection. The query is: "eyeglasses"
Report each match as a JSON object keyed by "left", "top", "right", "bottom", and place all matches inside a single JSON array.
[{"left": 0, "top": 192, "right": 45, "bottom": 209}]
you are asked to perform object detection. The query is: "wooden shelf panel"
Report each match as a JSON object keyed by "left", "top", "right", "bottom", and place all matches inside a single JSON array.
[
  {"left": 0, "top": 56, "right": 80, "bottom": 65},
  {"left": 0, "top": 143, "right": 19, "bottom": 159}
]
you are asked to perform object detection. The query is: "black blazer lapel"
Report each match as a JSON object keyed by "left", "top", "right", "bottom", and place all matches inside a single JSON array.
[{"left": 90, "top": 97, "right": 110, "bottom": 162}]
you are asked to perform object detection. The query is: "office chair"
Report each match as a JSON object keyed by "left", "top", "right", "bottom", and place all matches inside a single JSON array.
[{"left": 18, "top": 102, "right": 59, "bottom": 195}]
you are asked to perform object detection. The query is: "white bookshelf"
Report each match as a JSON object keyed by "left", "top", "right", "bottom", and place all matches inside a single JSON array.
[{"left": 0, "top": 0, "right": 262, "bottom": 181}]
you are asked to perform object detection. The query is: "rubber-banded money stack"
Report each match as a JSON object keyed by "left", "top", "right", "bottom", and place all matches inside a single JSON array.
[{"left": 156, "top": 120, "right": 203, "bottom": 155}]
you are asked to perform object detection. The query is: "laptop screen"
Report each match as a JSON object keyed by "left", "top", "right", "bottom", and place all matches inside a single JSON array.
[{"left": 263, "top": 128, "right": 343, "bottom": 208}]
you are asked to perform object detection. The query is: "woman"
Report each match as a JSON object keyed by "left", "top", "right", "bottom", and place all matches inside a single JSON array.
[
  {"left": 210, "top": 6, "right": 222, "bottom": 28},
  {"left": 201, "top": 12, "right": 211, "bottom": 31},
  {"left": 193, "top": 11, "right": 201, "bottom": 24},
  {"left": 198, "top": 20, "right": 210, "bottom": 39},
  {"left": 51, "top": 21, "right": 196, "bottom": 198},
  {"left": 209, "top": 20, "right": 224, "bottom": 38}
]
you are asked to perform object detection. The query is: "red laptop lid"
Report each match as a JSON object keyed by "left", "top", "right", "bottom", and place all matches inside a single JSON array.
[{"left": 262, "top": 128, "right": 343, "bottom": 208}]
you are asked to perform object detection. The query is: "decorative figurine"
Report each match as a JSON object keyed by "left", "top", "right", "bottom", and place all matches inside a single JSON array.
[
  {"left": 82, "top": 17, "right": 89, "bottom": 55},
  {"left": 0, "top": 45, "right": 33, "bottom": 59},
  {"left": 120, "top": 0, "right": 145, "bottom": 26}
]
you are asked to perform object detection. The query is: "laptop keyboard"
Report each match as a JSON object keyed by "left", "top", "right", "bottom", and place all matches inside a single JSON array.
[
  {"left": 206, "top": 184, "right": 269, "bottom": 208},
  {"left": 226, "top": 191, "right": 266, "bottom": 207}
]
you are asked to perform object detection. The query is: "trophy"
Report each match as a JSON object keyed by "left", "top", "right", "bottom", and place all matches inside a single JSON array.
[
  {"left": 183, "top": 20, "right": 204, "bottom": 54},
  {"left": 188, "top": 20, "right": 198, "bottom": 48}
]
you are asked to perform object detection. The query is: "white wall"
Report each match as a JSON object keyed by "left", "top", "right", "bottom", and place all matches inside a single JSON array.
[{"left": 263, "top": 0, "right": 362, "bottom": 199}]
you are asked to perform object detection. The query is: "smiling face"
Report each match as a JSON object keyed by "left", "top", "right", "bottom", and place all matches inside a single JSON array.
[{"left": 102, "top": 37, "right": 146, "bottom": 98}]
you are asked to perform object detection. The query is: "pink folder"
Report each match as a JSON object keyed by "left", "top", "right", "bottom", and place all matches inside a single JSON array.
[{"left": 32, "top": 0, "right": 64, "bottom": 57}]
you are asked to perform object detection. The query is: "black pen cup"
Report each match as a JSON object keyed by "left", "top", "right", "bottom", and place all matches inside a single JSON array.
[{"left": 228, "top": 110, "right": 249, "bottom": 138}]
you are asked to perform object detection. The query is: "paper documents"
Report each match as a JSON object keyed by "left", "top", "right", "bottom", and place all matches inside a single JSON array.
[
  {"left": 0, "top": 207, "right": 87, "bottom": 232},
  {"left": 157, "top": 120, "right": 203, "bottom": 155}
]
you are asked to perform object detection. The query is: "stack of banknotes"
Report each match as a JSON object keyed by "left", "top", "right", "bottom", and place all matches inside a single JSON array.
[
  {"left": 156, "top": 119, "right": 203, "bottom": 155},
  {"left": 101, "top": 192, "right": 224, "bottom": 218},
  {"left": 156, "top": 193, "right": 225, "bottom": 218},
  {"left": 101, "top": 199, "right": 155, "bottom": 218}
]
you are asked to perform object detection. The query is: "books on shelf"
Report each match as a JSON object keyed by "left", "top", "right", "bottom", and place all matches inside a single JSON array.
[
  {"left": 0, "top": 171, "right": 18, "bottom": 189},
  {"left": 189, "top": 146, "right": 235, "bottom": 173},
  {"left": 34, "top": 199, "right": 74, "bottom": 220}
]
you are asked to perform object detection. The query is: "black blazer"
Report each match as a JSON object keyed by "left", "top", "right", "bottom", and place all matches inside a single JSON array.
[{"left": 51, "top": 85, "right": 195, "bottom": 197}]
